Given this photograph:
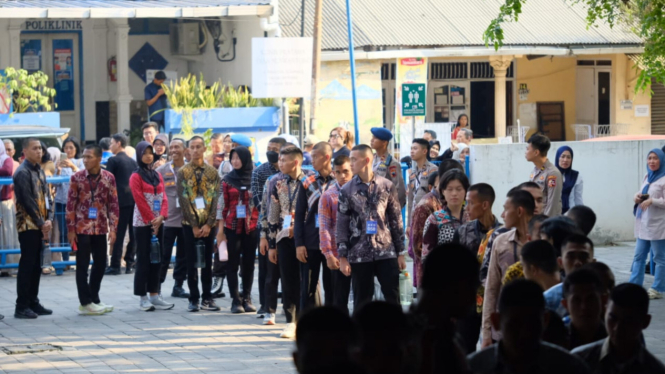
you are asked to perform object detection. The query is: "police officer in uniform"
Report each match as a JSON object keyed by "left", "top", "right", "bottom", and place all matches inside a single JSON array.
[
  {"left": 370, "top": 127, "right": 406, "bottom": 208},
  {"left": 525, "top": 134, "right": 562, "bottom": 216},
  {"left": 407, "top": 138, "right": 438, "bottom": 227}
]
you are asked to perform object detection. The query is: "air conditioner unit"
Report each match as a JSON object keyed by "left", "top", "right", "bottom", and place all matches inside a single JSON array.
[{"left": 170, "top": 23, "right": 201, "bottom": 56}]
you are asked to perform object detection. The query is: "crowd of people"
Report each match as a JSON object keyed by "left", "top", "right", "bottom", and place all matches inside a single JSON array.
[{"left": 1, "top": 117, "right": 665, "bottom": 373}]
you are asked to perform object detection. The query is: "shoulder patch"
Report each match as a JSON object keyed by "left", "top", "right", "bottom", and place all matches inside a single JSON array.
[
  {"left": 389, "top": 165, "right": 398, "bottom": 178},
  {"left": 547, "top": 175, "right": 557, "bottom": 188}
]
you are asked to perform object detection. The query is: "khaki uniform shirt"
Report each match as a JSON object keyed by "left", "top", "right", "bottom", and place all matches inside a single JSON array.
[
  {"left": 373, "top": 152, "right": 406, "bottom": 208},
  {"left": 530, "top": 159, "right": 563, "bottom": 217},
  {"left": 407, "top": 161, "right": 437, "bottom": 225}
]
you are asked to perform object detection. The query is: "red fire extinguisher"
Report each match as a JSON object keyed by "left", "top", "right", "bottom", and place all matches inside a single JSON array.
[{"left": 108, "top": 56, "right": 117, "bottom": 82}]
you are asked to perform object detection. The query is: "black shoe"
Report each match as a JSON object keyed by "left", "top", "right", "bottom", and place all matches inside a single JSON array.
[
  {"left": 125, "top": 266, "right": 135, "bottom": 274},
  {"left": 257, "top": 306, "right": 267, "bottom": 315},
  {"left": 231, "top": 301, "right": 245, "bottom": 314},
  {"left": 171, "top": 286, "right": 190, "bottom": 298},
  {"left": 14, "top": 308, "right": 38, "bottom": 319},
  {"left": 30, "top": 303, "right": 52, "bottom": 315},
  {"left": 201, "top": 299, "right": 220, "bottom": 311},
  {"left": 104, "top": 267, "right": 121, "bottom": 275},
  {"left": 243, "top": 298, "right": 257, "bottom": 313},
  {"left": 646, "top": 262, "right": 652, "bottom": 274},
  {"left": 188, "top": 302, "right": 200, "bottom": 312},
  {"left": 212, "top": 291, "right": 226, "bottom": 299}
]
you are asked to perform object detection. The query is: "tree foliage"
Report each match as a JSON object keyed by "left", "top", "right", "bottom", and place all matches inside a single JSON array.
[{"left": 484, "top": 0, "right": 665, "bottom": 92}]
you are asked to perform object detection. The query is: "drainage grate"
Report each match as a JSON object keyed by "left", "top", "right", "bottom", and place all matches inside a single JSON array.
[{"left": 1, "top": 343, "right": 64, "bottom": 355}]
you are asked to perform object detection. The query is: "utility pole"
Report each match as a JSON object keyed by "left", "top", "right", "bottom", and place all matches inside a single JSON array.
[
  {"left": 309, "top": 0, "right": 323, "bottom": 135},
  {"left": 298, "top": 0, "right": 306, "bottom": 144}
]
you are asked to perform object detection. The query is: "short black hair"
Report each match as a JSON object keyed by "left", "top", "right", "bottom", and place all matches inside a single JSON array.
[
  {"left": 296, "top": 306, "right": 356, "bottom": 350},
  {"left": 333, "top": 155, "right": 350, "bottom": 167},
  {"left": 99, "top": 137, "right": 111, "bottom": 151},
  {"left": 529, "top": 214, "right": 549, "bottom": 233},
  {"left": 111, "top": 133, "right": 128, "bottom": 148},
  {"left": 563, "top": 268, "right": 603, "bottom": 298},
  {"left": 527, "top": 134, "right": 551, "bottom": 156},
  {"left": 412, "top": 138, "right": 430, "bottom": 153},
  {"left": 40, "top": 141, "right": 49, "bottom": 164},
  {"left": 468, "top": 183, "right": 495, "bottom": 205},
  {"left": 189, "top": 136, "right": 205, "bottom": 146},
  {"left": 561, "top": 233, "right": 594, "bottom": 254},
  {"left": 313, "top": 141, "right": 333, "bottom": 155},
  {"left": 154, "top": 71, "right": 166, "bottom": 80},
  {"left": 566, "top": 205, "right": 597, "bottom": 235},
  {"left": 211, "top": 133, "right": 224, "bottom": 141},
  {"left": 498, "top": 279, "right": 545, "bottom": 312},
  {"left": 421, "top": 243, "right": 480, "bottom": 291},
  {"left": 585, "top": 262, "right": 615, "bottom": 292},
  {"left": 22, "top": 137, "right": 40, "bottom": 149},
  {"left": 438, "top": 169, "right": 470, "bottom": 198},
  {"left": 507, "top": 189, "right": 535, "bottom": 216},
  {"left": 351, "top": 144, "right": 372, "bottom": 155},
  {"left": 521, "top": 240, "right": 559, "bottom": 275},
  {"left": 171, "top": 138, "right": 186, "bottom": 147},
  {"left": 438, "top": 158, "right": 464, "bottom": 177},
  {"left": 539, "top": 217, "right": 583, "bottom": 255},
  {"left": 62, "top": 136, "right": 81, "bottom": 158},
  {"left": 141, "top": 122, "right": 159, "bottom": 133},
  {"left": 427, "top": 171, "right": 439, "bottom": 188},
  {"left": 84, "top": 144, "right": 102, "bottom": 158},
  {"left": 269, "top": 137, "right": 286, "bottom": 146},
  {"left": 280, "top": 145, "right": 303, "bottom": 159},
  {"left": 611, "top": 283, "right": 649, "bottom": 316},
  {"left": 400, "top": 156, "right": 412, "bottom": 165},
  {"left": 518, "top": 181, "right": 541, "bottom": 191},
  {"left": 353, "top": 301, "right": 407, "bottom": 338},
  {"left": 424, "top": 130, "right": 437, "bottom": 139}
]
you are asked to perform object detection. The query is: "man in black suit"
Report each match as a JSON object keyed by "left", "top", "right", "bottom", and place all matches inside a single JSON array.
[{"left": 105, "top": 133, "right": 138, "bottom": 275}]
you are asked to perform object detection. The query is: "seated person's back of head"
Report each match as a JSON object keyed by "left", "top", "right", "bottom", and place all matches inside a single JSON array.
[{"left": 565, "top": 205, "right": 597, "bottom": 236}]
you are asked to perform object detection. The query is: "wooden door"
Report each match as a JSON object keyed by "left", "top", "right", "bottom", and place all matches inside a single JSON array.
[{"left": 537, "top": 102, "right": 565, "bottom": 141}]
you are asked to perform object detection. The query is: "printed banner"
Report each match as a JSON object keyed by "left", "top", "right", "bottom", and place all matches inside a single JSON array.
[{"left": 395, "top": 57, "right": 427, "bottom": 157}]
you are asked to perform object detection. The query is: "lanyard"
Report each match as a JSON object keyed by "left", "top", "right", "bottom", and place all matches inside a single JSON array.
[
  {"left": 365, "top": 180, "right": 378, "bottom": 219},
  {"left": 513, "top": 241, "right": 518, "bottom": 263},
  {"left": 87, "top": 173, "right": 101, "bottom": 203},
  {"left": 169, "top": 163, "right": 178, "bottom": 185},
  {"left": 414, "top": 166, "right": 424, "bottom": 191},
  {"left": 287, "top": 179, "right": 299, "bottom": 212}
]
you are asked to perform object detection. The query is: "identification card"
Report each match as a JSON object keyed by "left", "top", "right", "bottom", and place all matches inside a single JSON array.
[
  {"left": 282, "top": 215, "right": 292, "bottom": 229},
  {"left": 45, "top": 198, "right": 50, "bottom": 210},
  {"left": 195, "top": 197, "right": 205, "bottom": 209},
  {"left": 366, "top": 220, "right": 378, "bottom": 235},
  {"left": 236, "top": 205, "right": 246, "bottom": 218},
  {"left": 176, "top": 199, "right": 180, "bottom": 208},
  {"left": 315, "top": 214, "right": 319, "bottom": 228},
  {"left": 153, "top": 200, "right": 160, "bottom": 211},
  {"left": 88, "top": 207, "right": 98, "bottom": 219}
]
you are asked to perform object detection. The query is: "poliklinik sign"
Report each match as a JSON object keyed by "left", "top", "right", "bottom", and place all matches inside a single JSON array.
[{"left": 24, "top": 20, "right": 83, "bottom": 31}]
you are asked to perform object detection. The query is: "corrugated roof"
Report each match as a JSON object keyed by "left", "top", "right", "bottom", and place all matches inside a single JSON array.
[
  {"left": 0, "top": 0, "right": 269, "bottom": 7},
  {"left": 280, "top": 0, "right": 642, "bottom": 50}
]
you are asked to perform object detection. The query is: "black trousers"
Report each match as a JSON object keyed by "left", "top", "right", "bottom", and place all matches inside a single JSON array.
[
  {"left": 265, "top": 247, "right": 281, "bottom": 316},
  {"left": 257, "top": 230, "right": 267, "bottom": 308},
  {"left": 277, "top": 239, "right": 300, "bottom": 322},
  {"left": 457, "top": 312, "right": 482, "bottom": 354},
  {"left": 300, "top": 248, "right": 333, "bottom": 311},
  {"left": 159, "top": 226, "right": 187, "bottom": 288},
  {"left": 332, "top": 267, "right": 352, "bottom": 315},
  {"left": 225, "top": 228, "right": 258, "bottom": 303},
  {"left": 212, "top": 226, "right": 227, "bottom": 279},
  {"left": 16, "top": 230, "right": 44, "bottom": 309},
  {"left": 111, "top": 206, "right": 136, "bottom": 269},
  {"left": 133, "top": 226, "right": 161, "bottom": 296},
  {"left": 76, "top": 234, "right": 107, "bottom": 306},
  {"left": 350, "top": 258, "right": 400, "bottom": 309},
  {"left": 183, "top": 225, "right": 214, "bottom": 303}
]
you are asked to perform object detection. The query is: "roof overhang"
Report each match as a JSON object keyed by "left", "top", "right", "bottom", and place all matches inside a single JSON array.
[
  {"left": 321, "top": 45, "right": 645, "bottom": 61},
  {"left": 0, "top": 1, "right": 272, "bottom": 19}
]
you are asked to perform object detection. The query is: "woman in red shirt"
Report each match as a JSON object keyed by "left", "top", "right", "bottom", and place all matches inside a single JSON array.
[
  {"left": 216, "top": 146, "right": 258, "bottom": 313},
  {"left": 130, "top": 141, "right": 172, "bottom": 312},
  {"left": 451, "top": 113, "right": 469, "bottom": 141}
]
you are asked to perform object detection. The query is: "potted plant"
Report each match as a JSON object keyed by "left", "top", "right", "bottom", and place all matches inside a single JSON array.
[{"left": 0, "top": 68, "right": 59, "bottom": 128}]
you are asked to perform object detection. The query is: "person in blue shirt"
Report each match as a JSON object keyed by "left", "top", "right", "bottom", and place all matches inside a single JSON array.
[
  {"left": 144, "top": 71, "right": 168, "bottom": 132},
  {"left": 99, "top": 137, "right": 113, "bottom": 167}
]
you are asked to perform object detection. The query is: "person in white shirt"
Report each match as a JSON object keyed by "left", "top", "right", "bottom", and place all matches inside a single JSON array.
[{"left": 555, "top": 146, "right": 583, "bottom": 214}]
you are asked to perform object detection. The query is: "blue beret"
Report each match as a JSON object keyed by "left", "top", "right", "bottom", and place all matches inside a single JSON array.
[
  {"left": 371, "top": 127, "right": 393, "bottom": 141},
  {"left": 231, "top": 134, "right": 252, "bottom": 147}
]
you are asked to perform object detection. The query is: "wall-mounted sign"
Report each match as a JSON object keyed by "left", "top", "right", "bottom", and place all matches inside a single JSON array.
[
  {"left": 635, "top": 105, "right": 649, "bottom": 117},
  {"left": 401, "top": 83, "right": 426, "bottom": 116},
  {"left": 23, "top": 20, "right": 83, "bottom": 31},
  {"left": 620, "top": 100, "right": 633, "bottom": 110},
  {"left": 518, "top": 83, "right": 530, "bottom": 101}
]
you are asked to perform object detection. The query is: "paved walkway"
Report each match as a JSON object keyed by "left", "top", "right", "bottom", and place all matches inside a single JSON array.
[{"left": 0, "top": 242, "right": 664, "bottom": 372}]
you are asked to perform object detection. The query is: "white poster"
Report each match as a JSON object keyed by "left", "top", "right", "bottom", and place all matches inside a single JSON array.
[
  {"left": 252, "top": 37, "right": 314, "bottom": 98},
  {"left": 635, "top": 105, "right": 649, "bottom": 117}
]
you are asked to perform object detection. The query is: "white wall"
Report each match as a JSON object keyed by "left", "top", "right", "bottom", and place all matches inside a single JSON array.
[{"left": 469, "top": 140, "right": 664, "bottom": 244}]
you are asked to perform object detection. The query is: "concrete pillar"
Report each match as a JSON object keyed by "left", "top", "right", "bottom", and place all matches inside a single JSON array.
[
  {"left": 490, "top": 55, "right": 513, "bottom": 138},
  {"left": 111, "top": 19, "right": 132, "bottom": 135},
  {"left": 8, "top": 20, "right": 22, "bottom": 69}
]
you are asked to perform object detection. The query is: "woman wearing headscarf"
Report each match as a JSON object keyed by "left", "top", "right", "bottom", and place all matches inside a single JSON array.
[
  {"left": 452, "top": 142, "right": 468, "bottom": 163},
  {"left": 216, "top": 146, "right": 259, "bottom": 313},
  {"left": 130, "top": 141, "right": 173, "bottom": 311},
  {"left": 630, "top": 149, "right": 665, "bottom": 299},
  {"left": 0, "top": 140, "right": 18, "bottom": 276},
  {"left": 152, "top": 134, "right": 169, "bottom": 169},
  {"left": 555, "top": 146, "right": 583, "bottom": 214}
]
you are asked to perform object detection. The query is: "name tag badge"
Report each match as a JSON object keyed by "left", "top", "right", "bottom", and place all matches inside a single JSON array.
[
  {"left": 236, "top": 205, "right": 247, "bottom": 218},
  {"left": 366, "top": 220, "right": 378, "bottom": 235},
  {"left": 282, "top": 215, "right": 292, "bottom": 229},
  {"left": 315, "top": 214, "right": 320, "bottom": 228},
  {"left": 195, "top": 197, "right": 205, "bottom": 210},
  {"left": 45, "top": 198, "right": 50, "bottom": 210},
  {"left": 176, "top": 199, "right": 180, "bottom": 208},
  {"left": 153, "top": 200, "right": 161, "bottom": 212},
  {"left": 88, "top": 207, "right": 98, "bottom": 219}
]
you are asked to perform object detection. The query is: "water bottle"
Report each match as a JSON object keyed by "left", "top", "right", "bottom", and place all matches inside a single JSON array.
[
  {"left": 399, "top": 270, "right": 413, "bottom": 306},
  {"left": 150, "top": 235, "right": 161, "bottom": 264},
  {"left": 41, "top": 240, "right": 52, "bottom": 267},
  {"left": 195, "top": 240, "right": 206, "bottom": 268}
]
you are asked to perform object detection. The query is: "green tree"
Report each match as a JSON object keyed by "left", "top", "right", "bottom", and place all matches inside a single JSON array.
[{"left": 484, "top": 0, "right": 665, "bottom": 92}]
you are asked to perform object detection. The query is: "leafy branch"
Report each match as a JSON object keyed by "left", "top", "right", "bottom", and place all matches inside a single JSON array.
[{"left": 0, "top": 67, "right": 57, "bottom": 114}]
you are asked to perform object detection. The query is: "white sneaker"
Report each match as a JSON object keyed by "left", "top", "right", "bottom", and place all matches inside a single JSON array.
[
  {"left": 140, "top": 296, "right": 155, "bottom": 311},
  {"left": 149, "top": 295, "right": 175, "bottom": 310},
  {"left": 280, "top": 322, "right": 296, "bottom": 339},
  {"left": 648, "top": 288, "right": 663, "bottom": 299},
  {"left": 78, "top": 303, "right": 106, "bottom": 316},
  {"left": 211, "top": 277, "right": 222, "bottom": 295},
  {"left": 263, "top": 313, "right": 276, "bottom": 325},
  {"left": 95, "top": 302, "right": 114, "bottom": 313}
]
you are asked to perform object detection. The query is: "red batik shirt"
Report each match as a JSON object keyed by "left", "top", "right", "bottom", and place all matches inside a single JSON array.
[
  {"left": 219, "top": 181, "right": 258, "bottom": 234},
  {"left": 66, "top": 169, "right": 120, "bottom": 235}
]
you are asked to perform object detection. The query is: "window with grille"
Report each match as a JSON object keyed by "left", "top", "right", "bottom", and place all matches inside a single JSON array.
[
  {"left": 469, "top": 62, "right": 514, "bottom": 79},
  {"left": 430, "top": 63, "right": 468, "bottom": 80},
  {"left": 381, "top": 63, "right": 396, "bottom": 80}
]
